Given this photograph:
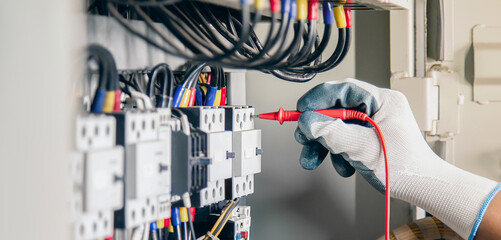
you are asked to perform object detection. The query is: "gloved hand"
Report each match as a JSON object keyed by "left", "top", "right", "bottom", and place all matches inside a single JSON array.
[{"left": 294, "top": 78, "right": 500, "bottom": 239}]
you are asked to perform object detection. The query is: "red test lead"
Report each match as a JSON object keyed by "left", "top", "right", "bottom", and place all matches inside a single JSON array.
[
  {"left": 254, "top": 107, "right": 391, "bottom": 240},
  {"left": 254, "top": 107, "right": 368, "bottom": 124}
]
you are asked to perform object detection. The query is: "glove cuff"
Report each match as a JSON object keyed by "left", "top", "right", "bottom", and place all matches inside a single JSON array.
[
  {"left": 392, "top": 156, "right": 498, "bottom": 239},
  {"left": 468, "top": 182, "right": 501, "bottom": 240}
]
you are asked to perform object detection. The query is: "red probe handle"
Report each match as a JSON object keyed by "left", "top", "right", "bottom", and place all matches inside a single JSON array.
[{"left": 258, "top": 108, "right": 368, "bottom": 124}]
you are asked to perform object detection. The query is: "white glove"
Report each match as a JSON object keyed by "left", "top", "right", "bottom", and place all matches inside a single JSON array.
[{"left": 294, "top": 78, "right": 501, "bottom": 239}]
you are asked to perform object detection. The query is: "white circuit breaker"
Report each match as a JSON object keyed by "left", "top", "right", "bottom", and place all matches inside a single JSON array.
[
  {"left": 111, "top": 110, "right": 171, "bottom": 228},
  {"left": 72, "top": 115, "right": 124, "bottom": 240},
  {"left": 179, "top": 107, "right": 234, "bottom": 206},
  {"left": 224, "top": 106, "right": 262, "bottom": 199}
]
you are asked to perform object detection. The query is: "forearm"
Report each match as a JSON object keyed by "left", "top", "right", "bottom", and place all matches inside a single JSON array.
[{"left": 475, "top": 188, "right": 501, "bottom": 239}]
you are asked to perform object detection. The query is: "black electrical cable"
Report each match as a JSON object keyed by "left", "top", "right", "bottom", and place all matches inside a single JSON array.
[
  {"left": 148, "top": 65, "right": 166, "bottom": 97},
  {"left": 106, "top": 0, "right": 182, "bottom": 6},
  {"left": 322, "top": 27, "right": 352, "bottom": 72},
  {"left": 218, "top": 13, "right": 291, "bottom": 69},
  {"left": 144, "top": 6, "right": 213, "bottom": 56},
  {"left": 86, "top": 44, "right": 123, "bottom": 112},
  {"left": 130, "top": 72, "right": 146, "bottom": 93},
  {"left": 147, "top": 63, "right": 174, "bottom": 108},
  {"left": 108, "top": 3, "right": 193, "bottom": 58},
  {"left": 180, "top": 2, "right": 236, "bottom": 57},
  {"left": 209, "top": 66, "right": 219, "bottom": 88},
  {"left": 274, "top": 21, "right": 317, "bottom": 69},
  {"left": 198, "top": 3, "right": 258, "bottom": 59},
  {"left": 290, "top": 28, "right": 346, "bottom": 73},
  {"left": 259, "top": 20, "right": 305, "bottom": 69},
  {"left": 301, "top": 27, "right": 351, "bottom": 73},
  {"left": 269, "top": 27, "right": 322, "bottom": 82},
  {"left": 290, "top": 23, "right": 332, "bottom": 67},
  {"left": 87, "top": 52, "right": 107, "bottom": 91},
  {"left": 244, "top": 11, "right": 289, "bottom": 66},
  {"left": 183, "top": 63, "right": 207, "bottom": 91},
  {"left": 218, "top": 67, "right": 224, "bottom": 90},
  {"left": 194, "top": 2, "right": 252, "bottom": 63},
  {"left": 105, "top": 1, "right": 353, "bottom": 82},
  {"left": 160, "top": 5, "right": 224, "bottom": 55},
  {"left": 119, "top": 74, "right": 139, "bottom": 96},
  {"left": 124, "top": 1, "right": 252, "bottom": 64}
]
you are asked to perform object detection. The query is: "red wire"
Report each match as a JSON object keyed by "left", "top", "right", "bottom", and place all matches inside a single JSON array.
[{"left": 365, "top": 117, "right": 390, "bottom": 240}]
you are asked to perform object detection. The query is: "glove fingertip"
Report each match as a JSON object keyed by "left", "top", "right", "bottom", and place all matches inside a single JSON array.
[
  {"left": 330, "top": 153, "right": 356, "bottom": 178},
  {"left": 299, "top": 143, "right": 328, "bottom": 170},
  {"left": 294, "top": 127, "right": 309, "bottom": 145}
]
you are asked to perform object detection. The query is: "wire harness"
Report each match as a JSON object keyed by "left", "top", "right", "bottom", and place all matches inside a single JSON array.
[{"left": 88, "top": 0, "right": 353, "bottom": 83}]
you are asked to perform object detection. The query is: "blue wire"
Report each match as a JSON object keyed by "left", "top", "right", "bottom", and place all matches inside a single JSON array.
[
  {"left": 204, "top": 86, "right": 218, "bottom": 106},
  {"left": 172, "top": 86, "right": 185, "bottom": 107}
]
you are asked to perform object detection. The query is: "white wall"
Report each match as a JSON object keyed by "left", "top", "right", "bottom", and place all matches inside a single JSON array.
[
  {"left": 448, "top": 1, "right": 501, "bottom": 182},
  {"left": 0, "top": 1, "right": 84, "bottom": 239}
]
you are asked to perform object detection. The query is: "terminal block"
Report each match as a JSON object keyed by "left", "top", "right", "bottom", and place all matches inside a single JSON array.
[
  {"left": 111, "top": 110, "right": 170, "bottom": 228},
  {"left": 178, "top": 107, "right": 225, "bottom": 132},
  {"left": 75, "top": 115, "right": 117, "bottom": 151},
  {"left": 194, "top": 179, "right": 226, "bottom": 207},
  {"left": 223, "top": 106, "right": 255, "bottom": 131},
  {"left": 226, "top": 174, "right": 254, "bottom": 199},
  {"left": 72, "top": 115, "right": 124, "bottom": 240},
  {"left": 216, "top": 206, "right": 252, "bottom": 240}
]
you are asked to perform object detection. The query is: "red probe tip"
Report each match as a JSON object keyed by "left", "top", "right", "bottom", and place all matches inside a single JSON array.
[
  {"left": 257, "top": 108, "right": 302, "bottom": 124},
  {"left": 258, "top": 107, "right": 285, "bottom": 124}
]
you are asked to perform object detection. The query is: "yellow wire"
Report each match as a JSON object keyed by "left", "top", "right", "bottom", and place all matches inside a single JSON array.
[
  {"left": 198, "top": 73, "right": 205, "bottom": 83},
  {"left": 205, "top": 201, "right": 233, "bottom": 239},
  {"left": 203, "top": 201, "right": 234, "bottom": 240},
  {"left": 334, "top": 6, "right": 347, "bottom": 29},
  {"left": 214, "top": 206, "right": 238, "bottom": 237}
]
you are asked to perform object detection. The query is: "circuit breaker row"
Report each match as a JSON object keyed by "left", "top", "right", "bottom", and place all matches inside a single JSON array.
[{"left": 72, "top": 106, "right": 261, "bottom": 240}]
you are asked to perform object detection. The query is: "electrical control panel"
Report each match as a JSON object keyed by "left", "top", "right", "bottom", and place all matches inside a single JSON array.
[{"left": 72, "top": 115, "right": 124, "bottom": 240}]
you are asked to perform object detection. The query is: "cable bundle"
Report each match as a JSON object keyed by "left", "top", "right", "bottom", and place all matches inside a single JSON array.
[
  {"left": 87, "top": 44, "right": 122, "bottom": 113},
  {"left": 89, "top": 0, "right": 353, "bottom": 83},
  {"left": 118, "top": 63, "right": 175, "bottom": 110},
  {"left": 118, "top": 63, "right": 227, "bottom": 109}
]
